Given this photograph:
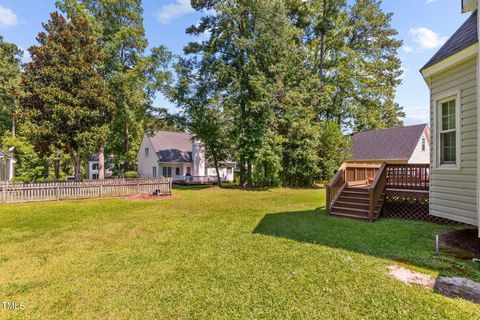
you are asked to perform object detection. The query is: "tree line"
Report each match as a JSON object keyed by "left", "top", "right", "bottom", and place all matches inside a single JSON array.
[{"left": 0, "top": 0, "right": 404, "bottom": 186}]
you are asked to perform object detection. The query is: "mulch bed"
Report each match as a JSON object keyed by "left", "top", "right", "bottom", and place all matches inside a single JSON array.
[{"left": 440, "top": 228, "right": 480, "bottom": 259}]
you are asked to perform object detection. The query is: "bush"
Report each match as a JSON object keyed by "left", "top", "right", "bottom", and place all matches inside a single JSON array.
[{"left": 125, "top": 171, "right": 140, "bottom": 179}]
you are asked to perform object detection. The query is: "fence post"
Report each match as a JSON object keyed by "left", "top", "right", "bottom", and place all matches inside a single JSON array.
[
  {"left": 137, "top": 182, "right": 140, "bottom": 194},
  {"left": 55, "top": 185, "right": 60, "bottom": 201},
  {"left": 100, "top": 184, "right": 103, "bottom": 198},
  {"left": 1, "top": 186, "right": 5, "bottom": 204}
]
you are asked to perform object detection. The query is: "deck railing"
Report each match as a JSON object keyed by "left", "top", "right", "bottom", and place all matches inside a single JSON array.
[
  {"left": 326, "top": 162, "right": 430, "bottom": 216},
  {"left": 385, "top": 164, "right": 430, "bottom": 190},
  {"left": 0, "top": 178, "right": 172, "bottom": 204},
  {"left": 326, "top": 163, "right": 347, "bottom": 212},
  {"left": 173, "top": 176, "right": 218, "bottom": 184},
  {"left": 368, "top": 163, "right": 387, "bottom": 218}
]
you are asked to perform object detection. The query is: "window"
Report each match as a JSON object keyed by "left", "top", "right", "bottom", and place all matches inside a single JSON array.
[
  {"left": 162, "top": 167, "right": 172, "bottom": 177},
  {"left": 440, "top": 99, "right": 457, "bottom": 165},
  {"left": 186, "top": 167, "right": 191, "bottom": 176},
  {"left": 421, "top": 137, "right": 426, "bottom": 152},
  {"left": 92, "top": 163, "right": 99, "bottom": 170},
  {"left": 175, "top": 167, "right": 181, "bottom": 176},
  {"left": 227, "top": 167, "right": 233, "bottom": 174},
  {"left": 152, "top": 166, "right": 157, "bottom": 178},
  {"left": 145, "top": 147, "right": 149, "bottom": 158}
]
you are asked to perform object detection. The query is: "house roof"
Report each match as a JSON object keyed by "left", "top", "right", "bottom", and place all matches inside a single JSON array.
[
  {"left": 89, "top": 154, "right": 115, "bottom": 163},
  {"left": 148, "top": 131, "right": 193, "bottom": 163},
  {"left": 421, "top": 11, "right": 478, "bottom": 71},
  {"left": 0, "top": 149, "right": 14, "bottom": 160},
  {"left": 349, "top": 124, "right": 429, "bottom": 161}
]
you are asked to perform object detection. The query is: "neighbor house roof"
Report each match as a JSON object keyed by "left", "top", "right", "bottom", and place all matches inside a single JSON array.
[
  {"left": 89, "top": 154, "right": 115, "bottom": 163},
  {"left": 148, "top": 131, "right": 193, "bottom": 163},
  {"left": 349, "top": 124, "right": 429, "bottom": 161},
  {"left": 0, "top": 149, "right": 14, "bottom": 160},
  {"left": 421, "top": 11, "right": 478, "bottom": 71}
]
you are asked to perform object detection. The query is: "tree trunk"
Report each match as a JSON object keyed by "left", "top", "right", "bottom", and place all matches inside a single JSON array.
[
  {"left": 11, "top": 115, "right": 16, "bottom": 138},
  {"left": 98, "top": 145, "right": 105, "bottom": 180},
  {"left": 54, "top": 159, "right": 60, "bottom": 181},
  {"left": 318, "top": 0, "right": 327, "bottom": 83},
  {"left": 71, "top": 152, "right": 82, "bottom": 182},
  {"left": 212, "top": 154, "right": 222, "bottom": 187},
  {"left": 124, "top": 121, "right": 130, "bottom": 172},
  {"left": 239, "top": 161, "right": 246, "bottom": 186},
  {"left": 246, "top": 160, "right": 253, "bottom": 187}
]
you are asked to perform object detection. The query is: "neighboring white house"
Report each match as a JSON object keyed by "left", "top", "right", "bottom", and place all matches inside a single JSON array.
[
  {"left": 136, "top": 131, "right": 235, "bottom": 182},
  {"left": 0, "top": 149, "right": 16, "bottom": 182},
  {"left": 347, "top": 124, "right": 430, "bottom": 164},
  {"left": 421, "top": 1, "right": 480, "bottom": 231},
  {"left": 88, "top": 154, "right": 115, "bottom": 180}
]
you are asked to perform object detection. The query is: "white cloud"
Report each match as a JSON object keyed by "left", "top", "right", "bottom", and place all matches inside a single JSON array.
[
  {"left": 426, "top": 0, "right": 436, "bottom": 4},
  {"left": 402, "top": 46, "right": 413, "bottom": 53},
  {"left": 409, "top": 27, "right": 448, "bottom": 50},
  {"left": 155, "top": 0, "right": 194, "bottom": 24},
  {"left": 18, "top": 47, "right": 31, "bottom": 63},
  {"left": 0, "top": 6, "right": 18, "bottom": 28},
  {"left": 404, "top": 106, "right": 430, "bottom": 125}
]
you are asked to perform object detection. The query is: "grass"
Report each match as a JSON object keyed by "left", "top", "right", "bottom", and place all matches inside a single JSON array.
[{"left": 0, "top": 187, "right": 479, "bottom": 319}]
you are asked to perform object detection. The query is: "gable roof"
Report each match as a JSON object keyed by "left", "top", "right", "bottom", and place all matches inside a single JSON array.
[
  {"left": 147, "top": 131, "right": 193, "bottom": 163},
  {"left": 421, "top": 11, "right": 478, "bottom": 71},
  {"left": 0, "top": 149, "right": 13, "bottom": 159},
  {"left": 349, "top": 124, "right": 429, "bottom": 161}
]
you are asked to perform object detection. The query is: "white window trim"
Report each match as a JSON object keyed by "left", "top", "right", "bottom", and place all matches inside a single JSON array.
[{"left": 432, "top": 89, "right": 461, "bottom": 170}]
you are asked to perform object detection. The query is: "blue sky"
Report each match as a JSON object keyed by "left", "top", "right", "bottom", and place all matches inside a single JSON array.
[{"left": 0, "top": 0, "right": 469, "bottom": 126}]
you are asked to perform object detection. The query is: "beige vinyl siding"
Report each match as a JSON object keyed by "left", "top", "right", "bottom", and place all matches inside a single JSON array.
[{"left": 429, "top": 57, "right": 478, "bottom": 226}]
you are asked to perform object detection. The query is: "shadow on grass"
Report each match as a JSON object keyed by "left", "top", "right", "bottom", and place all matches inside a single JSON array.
[{"left": 253, "top": 209, "right": 480, "bottom": 280}]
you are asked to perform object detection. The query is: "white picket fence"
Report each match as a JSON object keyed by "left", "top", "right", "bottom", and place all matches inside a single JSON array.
[{"left": 0, "top": 179, "right": 172, "bottom": 204}]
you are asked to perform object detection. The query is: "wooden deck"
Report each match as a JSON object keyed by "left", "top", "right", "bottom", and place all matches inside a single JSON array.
[{"left": 326, "top": 163, "right": 429, "bottom": 221}]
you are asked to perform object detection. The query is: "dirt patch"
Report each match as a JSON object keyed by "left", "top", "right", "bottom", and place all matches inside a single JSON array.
[
  {"left": 388, "top": 265, "right": 436, "bottom": 290},
  {"left": 125, "top": 194, "right": 176, "bottom": 202},
  {"left": 440, "top": 228, "right": 480, "bottom": 259},
  {"left": 388, "top": 265, "right": 480, "bottom": 304}
]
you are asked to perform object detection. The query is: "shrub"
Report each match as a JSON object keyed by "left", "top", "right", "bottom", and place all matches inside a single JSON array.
[{"left": 125, "top": 171, "right": 139, "bottom": 179}]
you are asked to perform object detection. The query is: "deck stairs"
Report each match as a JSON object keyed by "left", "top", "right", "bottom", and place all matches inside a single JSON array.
[{"left": 329, "top": 186, "right": 384, "bottom": 221}]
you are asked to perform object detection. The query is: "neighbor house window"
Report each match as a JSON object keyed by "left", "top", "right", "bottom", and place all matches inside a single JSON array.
[
  {"left": 92, "top": 163, "right": 99, "bottom": 170},
  {"left": 152, "top": 166, "right": 157, "bottom": 178},
  {"left": 439, "top": 99, "right": 457, "bottom": 165},
  {"left": 186, "top": 167, "right": 191, "bottom": 175},
  {"left": 145, "top": 147, "right": 149, "bottom": 158},
  {"left": 227, "top": 167, "right": 233, "bottom": 174},
  {"left": 421, "top": 137, "right": 426, "bottom": 151},
  {"left": 175, "top": 167, "right": 180, "bottom": 176},
  {"left": 162, "top": 167, "right": 172, "bottom": 178}
]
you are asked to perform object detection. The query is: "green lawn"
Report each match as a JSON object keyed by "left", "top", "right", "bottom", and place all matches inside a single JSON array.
[{"left": 0, "top": 188, "right": 479, "bottom": 319}]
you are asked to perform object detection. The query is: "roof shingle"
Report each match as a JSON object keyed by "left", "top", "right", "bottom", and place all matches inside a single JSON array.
[
  {"left": 148, "top": 131, "right": 193, "bottom": 163},
  {"left": 349, "top": 124, "right": 429, "bottom": 161},
  {"left": 421, "top": 11, "right": 478, "bottom": 71}
]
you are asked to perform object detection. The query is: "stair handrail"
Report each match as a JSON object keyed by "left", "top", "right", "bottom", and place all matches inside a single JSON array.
[
  {"left": 326, "top": 163, "right": 347, "bottom": 213},
  {"left": 367, "top": 162, "right": 387, "bottom": 219}
]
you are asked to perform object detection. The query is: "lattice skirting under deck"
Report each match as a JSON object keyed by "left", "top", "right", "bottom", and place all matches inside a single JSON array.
[{"left": 383, "top": 189, "right": 460, "bottom": 224}]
